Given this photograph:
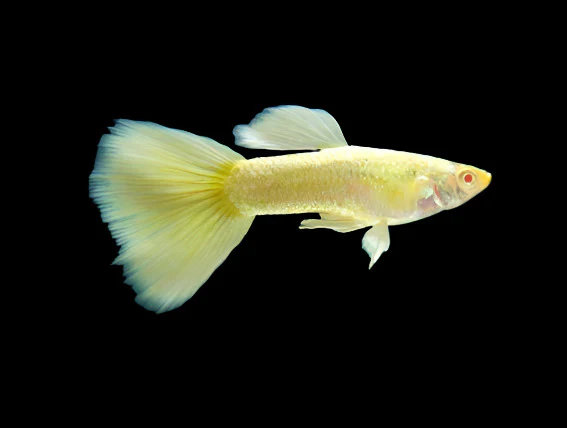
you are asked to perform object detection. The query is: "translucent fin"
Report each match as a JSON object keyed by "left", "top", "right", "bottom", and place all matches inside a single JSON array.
[
  {"left": 90, "top": 120, "right": 254, "bottom": 313},
  {"left": 362, "top": 221, "right": 390, "bottom": 269},
  {"left": 299, "top": 213, "right": 369, "bottom": 233},
  {"left": 233, "top": 105, "right": 348, "bottom": 151}
]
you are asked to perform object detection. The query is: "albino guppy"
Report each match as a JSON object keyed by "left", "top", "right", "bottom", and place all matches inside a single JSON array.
[{"left": 90, "top": 105, "right": 491, "bottom": 313}]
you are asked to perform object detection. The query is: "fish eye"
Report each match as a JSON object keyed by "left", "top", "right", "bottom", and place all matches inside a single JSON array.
[{"left": 458, "top": 170, "right": 476, "bottom": 186}]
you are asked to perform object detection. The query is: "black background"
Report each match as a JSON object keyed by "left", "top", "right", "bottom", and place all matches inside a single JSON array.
[
  {"left": 72, "top": 11, "right": 523, "bottom": 399},
  {"left": 83, "top": 75, "right": 506, "bottom": 343}
]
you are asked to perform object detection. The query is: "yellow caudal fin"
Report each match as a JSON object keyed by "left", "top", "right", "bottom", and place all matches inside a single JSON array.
[{"left": 90, "top": 120, "right": 254, "bottom": 313}]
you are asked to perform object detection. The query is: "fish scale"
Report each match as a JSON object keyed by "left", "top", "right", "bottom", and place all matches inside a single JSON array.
[{"left": 225, "top": 146, "right": 450, "bottom": 223}]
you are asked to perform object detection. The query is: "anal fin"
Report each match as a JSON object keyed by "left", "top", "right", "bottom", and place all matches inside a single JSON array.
[{"left": 299, "top": 213, "right": 369, "bottom": 233}]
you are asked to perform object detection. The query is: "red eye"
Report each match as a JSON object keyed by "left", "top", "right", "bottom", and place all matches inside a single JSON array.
[{"left": 464, "top": 173, "right": 473, "bottom": 183}]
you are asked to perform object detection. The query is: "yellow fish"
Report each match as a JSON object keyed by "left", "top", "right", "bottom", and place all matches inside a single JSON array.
[{"left": 90, "top": 105, "right": 491, "bottom": 313}]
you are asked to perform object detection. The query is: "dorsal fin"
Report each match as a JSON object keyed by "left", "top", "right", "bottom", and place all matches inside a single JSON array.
[{"left": 233, "top": 105, "right": 348, "bottom": 151}]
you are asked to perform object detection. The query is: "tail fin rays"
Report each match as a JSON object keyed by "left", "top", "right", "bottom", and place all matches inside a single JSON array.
[{"left": 90, "top": 120, "right": 253, "bottom": 313}]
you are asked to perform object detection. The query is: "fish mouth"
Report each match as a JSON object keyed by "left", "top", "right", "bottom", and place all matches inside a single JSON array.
[{"left": 479, "top": 170, "right": 492, "bottom": 190}]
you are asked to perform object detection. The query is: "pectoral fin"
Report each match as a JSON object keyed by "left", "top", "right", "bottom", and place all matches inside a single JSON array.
[
  {"left": 362, "top": 221, "right": 390, "bottom": 269},
  {"left": 299, "top": 213, "right": 369, "bottom": 233}
]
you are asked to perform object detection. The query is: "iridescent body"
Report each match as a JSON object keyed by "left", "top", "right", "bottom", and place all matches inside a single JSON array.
[
  {"left": 226, "top": 146, "right": 459, "bottom": 225},
  {"left": 90, "top": 105, "right": 491, "bottom": 313}
]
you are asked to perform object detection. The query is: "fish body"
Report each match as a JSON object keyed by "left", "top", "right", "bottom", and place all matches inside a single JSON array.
[
  {"left": 227, "top": 146, "right": 451, "bottom": 224},
  {"left": 90, "top": 105, "right": 491, "bottom": 313}
]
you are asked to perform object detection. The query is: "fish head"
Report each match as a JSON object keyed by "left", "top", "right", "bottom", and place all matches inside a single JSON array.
[{"left": 434, "top": 163, "right": 492, "bottom": 210}]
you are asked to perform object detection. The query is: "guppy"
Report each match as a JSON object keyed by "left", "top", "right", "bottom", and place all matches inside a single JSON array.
[{"left": 90, "top": 105, "right": 491, "bottom": 313}]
